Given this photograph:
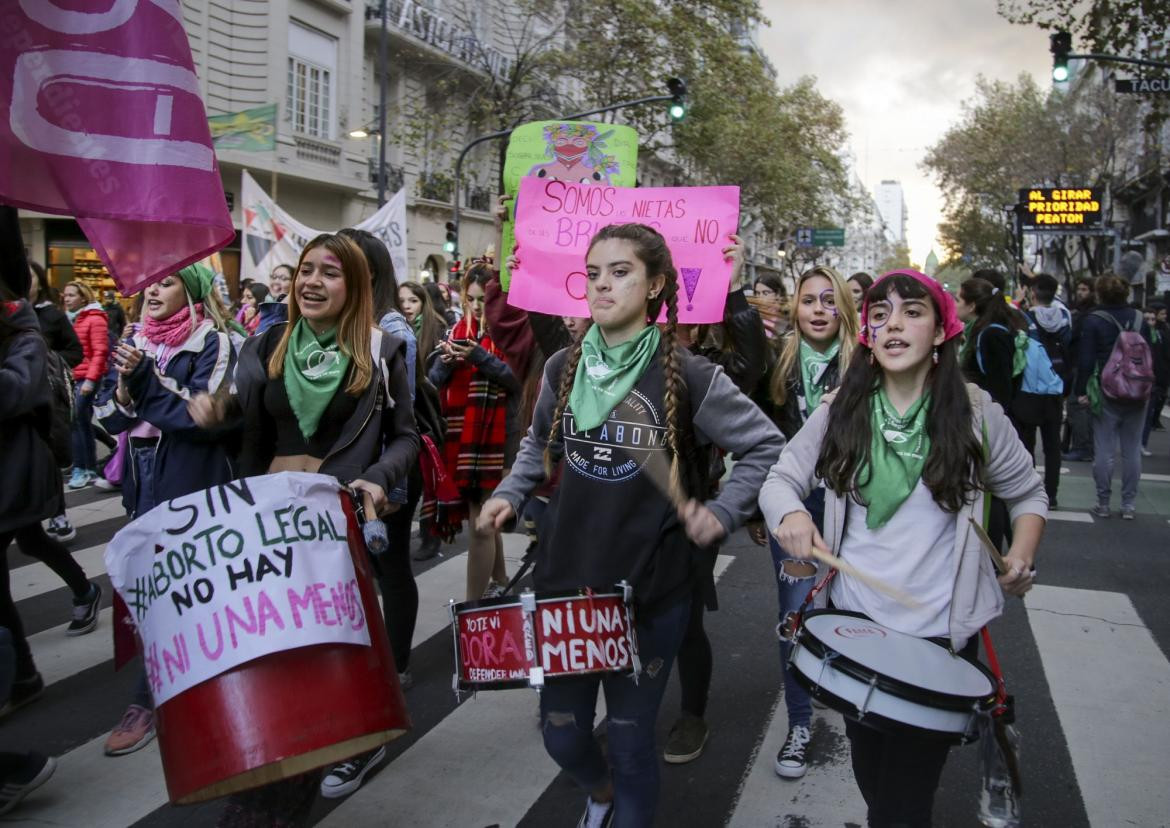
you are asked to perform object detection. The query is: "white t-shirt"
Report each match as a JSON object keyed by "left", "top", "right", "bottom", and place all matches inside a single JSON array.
[{"left": 831, "top": 479, "right": 957, "bottom": 639}]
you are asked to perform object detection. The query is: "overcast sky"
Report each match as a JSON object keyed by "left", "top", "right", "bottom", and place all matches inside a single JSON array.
[{"left": 757, "top": 0, "right": 1053, "bottom": 264}]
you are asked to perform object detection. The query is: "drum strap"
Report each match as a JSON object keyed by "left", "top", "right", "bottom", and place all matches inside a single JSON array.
[{"left": 980, "top": 626, "right": 1009, "bottom": 715}]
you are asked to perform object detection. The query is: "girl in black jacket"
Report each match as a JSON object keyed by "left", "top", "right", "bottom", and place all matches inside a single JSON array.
[{"left": 958, "top": 277, "right": 1024, "bottom": 411}]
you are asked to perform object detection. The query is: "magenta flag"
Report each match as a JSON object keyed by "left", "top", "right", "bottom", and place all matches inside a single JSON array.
[
  {"left": 0, "top": 0, "right": 234, "bottom": 294},
  {"left": 509, "top": 178, "right": 740, "bottom": 323}
]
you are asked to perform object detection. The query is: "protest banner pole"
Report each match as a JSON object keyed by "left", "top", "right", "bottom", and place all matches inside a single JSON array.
[{"left": 451, "top": 91, "right": 677, "bottom": 261}]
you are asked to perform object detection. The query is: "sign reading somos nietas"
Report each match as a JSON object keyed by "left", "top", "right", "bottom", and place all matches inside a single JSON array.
[{"left": 1018, "top": 188, "right": 1103, "bottom": 230}]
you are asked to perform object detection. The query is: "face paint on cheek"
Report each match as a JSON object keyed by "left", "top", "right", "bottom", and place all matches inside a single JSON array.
[{"left": 819, "top": 289, "right": 839, "bottom": 318}]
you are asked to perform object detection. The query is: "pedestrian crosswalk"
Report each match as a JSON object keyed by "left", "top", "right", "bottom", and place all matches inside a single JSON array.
[{"left": 4, "top": 485, "right": 1169, "bottom": 826}]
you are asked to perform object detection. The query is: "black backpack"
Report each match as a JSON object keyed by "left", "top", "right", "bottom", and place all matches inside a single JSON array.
[
  {"left": 42, "top": 347, "right": 76, "bottom": 466},
  {"left": 1025, "top": 311, "right": 1073, "bottom": 395}
]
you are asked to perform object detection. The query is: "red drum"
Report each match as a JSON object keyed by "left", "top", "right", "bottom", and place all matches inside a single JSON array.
[
  {"left": 156, "top": 496, "right": 410, "bottom": 804},
  {"left": 451, "top": 585, "right": 641, "bottom": 692}
]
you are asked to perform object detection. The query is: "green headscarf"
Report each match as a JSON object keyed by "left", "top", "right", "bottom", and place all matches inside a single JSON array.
[
  {"left": 282, "top": 319, "right": 351, "bottom": 439},
  {"left": 177, "top": 263, "right": 217, "bottom": 302},
  {"left": 799, "top": 339, "right": 839, "bottom": 412},
  {"left": 859, "top": 388, "right": 931, "bottom": 529},
  {"left": 569, "top": 324, "right": 661, "bottom": 430}
]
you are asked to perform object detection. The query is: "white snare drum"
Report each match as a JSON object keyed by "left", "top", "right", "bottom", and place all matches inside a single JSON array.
[{"left": 790, "top": 609, "right": 997, "bottom": 741}]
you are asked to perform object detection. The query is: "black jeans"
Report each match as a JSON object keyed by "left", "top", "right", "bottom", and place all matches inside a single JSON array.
[
  {"left": 676, "top": 584, "right": 712, "bottom": 717},
  {"left": 1015, "top": 394, "right": 1063, "bottom": 503},
  {"left": 370, "top": 468, "right": 421, "bottom": 673},
  {"left": 1, "top": 523, "right": 91, "bottom": 676}
]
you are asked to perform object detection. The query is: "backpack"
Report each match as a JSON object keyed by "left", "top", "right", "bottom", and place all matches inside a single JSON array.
[
  {"left": 1025, "top": 310, "right": 1072, "bottom": 394},
  {"left": 976, "top": 324, "right": 1063, "bottom": 395},
  {"left": 1093, "top": 310, "right": 1154, "bottom": 403},
  {"left": 42, "top": 347, "right": 76, "bottom": 466}
]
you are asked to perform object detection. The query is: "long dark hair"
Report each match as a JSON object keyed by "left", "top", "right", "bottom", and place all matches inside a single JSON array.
[
  {"left": 817, "top": 273, "right": 984, "bottom": 515},
  {"left": 400, "top": 281, "right": 447, "bottom": 360},
  {"left": 543, "top": 223, "right": 686, "bottom": 502},
  {"left": 340, "top": 227, "right": 399, "bottom": 319},
  {"left": 961, "top": 277, "right": 1024, "bottom": 339}
]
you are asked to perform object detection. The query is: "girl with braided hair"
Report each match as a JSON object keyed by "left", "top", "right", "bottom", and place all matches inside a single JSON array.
[{"left": 480, "top": 223, "right": 782, "bottom": 828}]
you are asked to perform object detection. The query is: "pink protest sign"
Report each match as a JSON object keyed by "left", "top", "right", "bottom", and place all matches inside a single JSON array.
[
  {"left": 509, "top": 178, "right": 740, "bottom": 323},
  {"left": 0, "top": 1, "right": 234, "bottom": 294}
]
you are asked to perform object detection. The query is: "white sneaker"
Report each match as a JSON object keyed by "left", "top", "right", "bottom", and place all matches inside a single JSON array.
[
  {"left": 775, "top": 724, "right": 811, "bottom": 779},
  {"left": 577, "top": 796, "right": 614, "bottom": 828},
  {"left": 93, "top": 476, "right": 118, "bottom": 491},
  {"left": 319, "top": 746, "right": 387, "bottom": 799}
]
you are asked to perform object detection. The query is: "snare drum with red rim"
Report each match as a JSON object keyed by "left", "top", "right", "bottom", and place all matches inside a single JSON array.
[
  {"left": 790, "top": 609, "right": 996, "bottom": 741},
  {"left": 450, "top": 587, "right": 640, "bottom": 692}
]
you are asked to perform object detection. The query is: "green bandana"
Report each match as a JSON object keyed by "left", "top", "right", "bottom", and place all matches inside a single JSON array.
[
  {"left": 569, "top": 324, "right": 661, "bottom": 430},
  {"left": 859, "top": 389, "right": 931, "bottom": 529},
  {"left": 283, "top": 319, "right": 351, "bottom": 440},
  {"left": 799, "top": 339, "right": 839, "bottom": 412},
  {"left": 412, "top": 314, "right": 422, "bottom": 336}
]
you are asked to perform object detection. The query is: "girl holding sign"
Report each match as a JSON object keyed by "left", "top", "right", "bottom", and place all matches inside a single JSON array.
[
  {"left": 747, "top": 266, "right": 856, "bottom": 779},
  {"left": 95, "top": 263, "right": 239, "bottom": 757},
  {"left": 189, "top": 232, "right": 418, "bottom": 820},
  {"left": 479, "top": 223, "right": 783, "bottom": 828},
  {"left": 759, "top": 270, "right": 1045, "bottom": 827}
]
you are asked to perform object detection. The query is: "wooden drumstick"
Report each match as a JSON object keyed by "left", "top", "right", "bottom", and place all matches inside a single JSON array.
[
  {"left": 967, "top": 518, "right": 1009, "bottom": 575},
  {"left": 804, "top": 545, "right": 922, "bottom": 610}
]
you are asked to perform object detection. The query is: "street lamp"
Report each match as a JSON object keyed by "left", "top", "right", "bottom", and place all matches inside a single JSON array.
[{"left": 348, "top": 127, "right": 372, "bottom": 139}]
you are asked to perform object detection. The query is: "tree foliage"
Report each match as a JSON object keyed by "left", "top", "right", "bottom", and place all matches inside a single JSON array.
[
  {"left": 921, "top": 73, "right": 1140, "bottom": 272},
  {"left": 997, "top": 0, "right": 1170, "bottom": 60}
]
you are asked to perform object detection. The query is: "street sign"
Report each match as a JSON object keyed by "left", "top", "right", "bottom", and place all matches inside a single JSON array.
[
  {"left": 1115, "top": 77, "right": 1170, "bottom": 94},
  {"left": 812, "top": 228, "right": 845, "bottom": 247},
  {"left": 795, "top": 227, "right": 814, "bottom": 247},
  {"left": 1018, "top": 187, "right": 1102, "bottom": 229}
]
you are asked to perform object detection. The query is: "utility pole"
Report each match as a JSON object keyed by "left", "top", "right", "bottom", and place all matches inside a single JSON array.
[{"left": 376, "top": 0, "right": 388, "bottom": 207}]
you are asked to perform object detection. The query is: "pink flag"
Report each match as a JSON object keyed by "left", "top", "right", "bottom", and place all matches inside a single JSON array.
[
  {"left": 0, "top": 0, "right": 234, "bottom": 294},
  {"left": 509, "top": 178, "right": 740, "bottom": 323}
]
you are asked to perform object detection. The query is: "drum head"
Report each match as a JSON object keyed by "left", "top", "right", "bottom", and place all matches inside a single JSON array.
[{"left": 802, "top": 611, "right": 994, "bottom": 699}]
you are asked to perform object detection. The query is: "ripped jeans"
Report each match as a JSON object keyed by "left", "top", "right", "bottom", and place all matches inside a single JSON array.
[
  {"left": 768, "top": 488, "right": 825, "bottom": 729},
  {"left": 539, "top": 597, "right": 690, "bottom": 828}
]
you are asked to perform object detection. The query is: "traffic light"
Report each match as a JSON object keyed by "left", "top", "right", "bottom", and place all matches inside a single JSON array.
[
  {"left": 1050, "top": 31, "right": 1072, "bottom": 82},
  {"left": 448, "top": 260, "right": 461, "bottom": 277},
  {"left": 666, "top": 77, "right": 687, "bottom": 122},
  {"left": 444, "top": 221, "right": 457, "bottom": 254}
]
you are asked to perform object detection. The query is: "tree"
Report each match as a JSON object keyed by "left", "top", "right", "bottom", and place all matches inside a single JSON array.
[
  {"left": 877, "top": 243, "right": 913, "bottom": 274},
  {"left": 997, "top": 0, "right": 1170, "bottom": 61},
  {"left": 921, "top": 73, "right": 1141, "bottom": 274}
]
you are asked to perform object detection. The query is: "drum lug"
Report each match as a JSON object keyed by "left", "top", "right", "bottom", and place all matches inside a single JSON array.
[
  {"left": 617, "top": 579, "right": 633, "bottom": 605},
  {"left": 520, "top": 590, "right": 537, "bottom": 612},
  {"left": 529, "top": 667, "right": 544, "bottom": 689},
  {"left": 857, "top": 676, "right": 878, "bottom": 717}
]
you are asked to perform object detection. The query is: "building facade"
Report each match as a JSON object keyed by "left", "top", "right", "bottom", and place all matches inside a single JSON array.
[{"left": 875, "top": 180, "right": 906, "bottom": 245}]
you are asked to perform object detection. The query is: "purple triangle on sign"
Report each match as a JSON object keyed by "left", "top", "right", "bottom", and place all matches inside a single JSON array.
[{"left": 680, "top": 267, "right": 702, "bottom": 311}]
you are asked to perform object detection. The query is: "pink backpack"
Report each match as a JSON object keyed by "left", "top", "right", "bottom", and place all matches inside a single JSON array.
[{"left": 1093, "top": 310, "right": 1153, "bottom": 403}]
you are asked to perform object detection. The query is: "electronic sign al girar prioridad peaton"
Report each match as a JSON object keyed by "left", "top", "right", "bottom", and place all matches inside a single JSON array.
[{"left": 1019, "top": 188, "right": 1102, "bottom": 228}]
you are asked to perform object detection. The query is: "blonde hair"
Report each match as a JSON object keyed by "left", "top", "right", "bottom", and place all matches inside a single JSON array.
[
  {"left": 770, "top": 265, "right": 858, "bottom": 406},
  {"left": 267, "top": 233, "right": 374, "bottom": 395},
  {"left": 63, "top": 281, "right": 95, "bottom": 305}
]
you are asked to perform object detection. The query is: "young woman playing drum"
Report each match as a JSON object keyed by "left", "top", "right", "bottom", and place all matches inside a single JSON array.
[
  {"left": 760, "top": 269, "right": 1045, "bottom": 828},
  {"left": 479, "top": 223, "right": 783, "bottom": 828},
  {"left": 189, "top": 232, "right": 418, "bottom": 823}
]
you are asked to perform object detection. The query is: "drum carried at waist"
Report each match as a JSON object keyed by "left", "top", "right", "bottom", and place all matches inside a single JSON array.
[
  {"left": 790, "top": 609, "right": 998, "bottom": 742},
  {"left": 449, "top": 583, "right": 641, "bottom": 693},
  {"left": 104, "top": 472, "right": 410, "bottom": 803}
]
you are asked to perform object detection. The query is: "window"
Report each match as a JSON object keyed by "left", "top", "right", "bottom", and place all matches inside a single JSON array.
[{"left": 287, "top": 22, "right": 337, "bottom": 139}]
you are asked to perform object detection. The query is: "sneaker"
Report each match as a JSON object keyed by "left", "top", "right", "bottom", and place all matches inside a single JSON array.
[
  {"left": 663, "top": 714, "right": 709, "bottom": 764},
  {"left": 398, "top": 671, "right": 414, "bottom": 691},
  {"left": 1141, "top": 447, "right": 1153, "bottom": 458},
  {"left": 67, "top": 468, "right": 89, "bottom": 489},
  {"left": 67, "top": 582, "right": 102, "bottom": 636},
  {"left": 104, "top": 704, "right": 155, "bottom": 756},
  {"left": 1121, "top": 507, "right": 1136, "bottom": 521},
  {"left": 1062, "top": 451, "right": 1091, "bottom": 462},
  {"left": 319, "top": 746, "right": 387, "bottom": 799},
  {"left": 775, "top": 724, "right": 811, "bottom": 779},
  {"left": 1091, "top": 504, "right": 1111, "bottom": 519},
  {"left": 93, "top": 475, "right": 119, "bottom": 491},
  {"left": 481, "top": 581, "right": 507, "bottom": 600},
  {"left": 412, "top": 534, "right": 440, "bottom": 562},
  {"left": 576, "top": 796, "right": 615, "bottom": 828},
  {"left": 46, "top": 516, "right": 76, "bottom": 543},
  {"left": 0, "top": 753, "right": 57, "bottom": 816},
  {"left": 0, "top": 672, "right": 44, "bottom": 718}
]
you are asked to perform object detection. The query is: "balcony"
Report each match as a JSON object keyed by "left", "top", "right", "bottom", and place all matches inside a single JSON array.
[
  {"left": 465, "top": 184, "right": 492, "bottom": 212},
  {"left": 367, "top": 159, "right": 406, "bottom": 192},
  {"left": 364, "top": 0, "right": 513, "bottom": 80},
  {"left": 294, "top": 135, "right": 342, "bottom": 167},
  {"left": 417, "top": 170, "right": 453, "bottom": 202}
]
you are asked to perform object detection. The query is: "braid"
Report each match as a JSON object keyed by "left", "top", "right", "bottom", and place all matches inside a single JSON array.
[
  {"left": 543, "top": 338, "right": 584, "bottom": 477},
  {"left": 661, "top": 286, "right": 686, "bottom": 505}
]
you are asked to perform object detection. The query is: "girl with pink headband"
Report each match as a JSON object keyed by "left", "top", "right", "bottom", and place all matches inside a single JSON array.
[{"left": 759, "top": 269, "right": 1047, "bottom": 826}]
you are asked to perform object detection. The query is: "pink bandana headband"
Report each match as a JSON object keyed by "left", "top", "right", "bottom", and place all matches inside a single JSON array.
[{"left": 858, "top": 269, "right": 964, "bottom": 346}]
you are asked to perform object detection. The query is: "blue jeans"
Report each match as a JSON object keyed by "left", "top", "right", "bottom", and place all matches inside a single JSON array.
[
  {"left": 71, "top": 385, "right": 97, "bottom": 473},
  {"left": 768, "top": 488, "right": 825, "bottom": 728},
  {"left": 1092, "top": 398, "right": 1145, "bottom": 510},
  {"left": 539, "top": 597, "right": 690, "bottom": 828}
]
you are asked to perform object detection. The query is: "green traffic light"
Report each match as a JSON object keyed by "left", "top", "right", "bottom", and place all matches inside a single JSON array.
[
  {"left": 443, "top": 241, "right": 456, "bottom": 253},
  {"left": 1053, "top": 65, "right": 1069, "bottom": 82},
  {"left": 669, "top": 103, "right": 686, "bottom": 121}
]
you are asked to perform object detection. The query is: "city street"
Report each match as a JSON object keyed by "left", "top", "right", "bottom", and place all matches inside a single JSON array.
[{"left": 5, "top": 424, "right": 1168, "bottom": 827}]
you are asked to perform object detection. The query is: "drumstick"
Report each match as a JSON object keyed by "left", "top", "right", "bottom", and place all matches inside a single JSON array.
[
  {"left": 967, "top": 518, "right": 1009, "bottom": 575},
  {"left": 804, "top": 545, "right": 922, "bottom": 610}
]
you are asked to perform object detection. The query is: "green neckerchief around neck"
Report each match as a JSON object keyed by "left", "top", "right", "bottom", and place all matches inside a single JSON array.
[
  {"left": 569, "top": 324, "right": 661, "bottom": 431},
  {"left": 859, "top": 388, "right": 931, "bottom": 529},
  {"left": 283, "top": 318, "right": 351, "bottom": 440},
  {"left": 799, "top": 338, "right": 840, "bottom": 412}
]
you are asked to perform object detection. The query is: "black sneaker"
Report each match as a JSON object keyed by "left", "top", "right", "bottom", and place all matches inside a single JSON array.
[
  {"left": 663, "top": 714, "right": 709, "bottom": 764},
  {"left": 0, "top": 672, "right": 45, "bottom": 719},
  {"left": 0, "top": 753, "right": 57, "bottom": 816},
  {"left": 67, "top": 582, "right": 102, "bottom": 636},
  {"left": 774, "top": 724, "right": 811, "bottom": 779},
  {"left": 319, "top": 746, "right": 387, "bottom": 799},
  {"left": 576, "top": 796, "right": 615, "bottom": 828},
  {"left": 412, "top": 534, "right": 440, "bottom": 561},
  {"left": 46, "top": 516, "right": 76, "bottom": 543}
]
